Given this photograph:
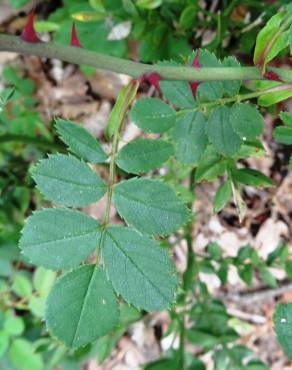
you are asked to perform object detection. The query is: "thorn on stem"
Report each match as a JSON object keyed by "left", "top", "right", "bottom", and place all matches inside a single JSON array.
[
  {"left": 190, "top": 52, "right": 201, "bottom": 96},
  {"left": 70, "top": 22, "right": 81, "bottom": 48},
  {"left": 141, "top": 72, "right": 161, "bottom": 91},
  {"left": 264, "top": 71, "right": 282, "bottom": 82},
  {"left": 21, "top": 9, "right": 40, "bottom": 44}
]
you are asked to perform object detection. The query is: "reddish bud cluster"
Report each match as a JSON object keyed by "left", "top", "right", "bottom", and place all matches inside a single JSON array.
[{"left": 21, "top": 9, "right": 40, "bottom": 44}]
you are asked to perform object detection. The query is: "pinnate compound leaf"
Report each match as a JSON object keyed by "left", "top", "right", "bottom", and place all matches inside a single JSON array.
[
  {"left": 172, "top": 111, "right": 208, "bottom": 164},
  {"left": 116, "top": 138, "right": 174, "bottom": 174},
  {"left": 46, "top": 265, "right": 119, "bottom": 348},
  {"left": 20, "top": 209, "right": 100, "bottom": 270},
  {"left": 32, "top": 154, "right": 106, "bottom": 207},
  {"left": 273, "top": 303, "right": 292, "bottom": 358},
  {"left": 102, "top": 226, "right": 177, "bottom": 311},
  {"left": 230, "top": 103, "right": 264, "bottom": 140},
  {"left": 113, "top": 178, "right": 188, "bottom": 236},
  {"left": 130, "top": 97, "right": 176, "bottom": 133},
  {"left": 207, "top": 106, "right": 241, "bottom": 156},
  {"left": 232, "top": 168, "right": 273, "bottom": 187},
  {"left": 55, "top": 118, "right": 107, "bottom": 163}
]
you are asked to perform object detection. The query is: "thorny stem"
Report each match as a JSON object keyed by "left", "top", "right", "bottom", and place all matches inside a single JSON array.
[{"left": 1, "top": 34, "right": 292, "bottom": 83}]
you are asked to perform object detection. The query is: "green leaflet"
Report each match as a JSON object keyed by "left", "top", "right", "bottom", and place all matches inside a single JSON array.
[
  {"left": 20, "top": 209, "right": 100, "bottom": 270},
  {"left": 160, "top": 80, "right": 194, "bottom": 109},
  {"left": 172, "top": 111, "right": 208, "bottom": 164},
  {"left": 32, "top": 154, "right": 106, "bottom": 207},
  {"left": 214, "top": 180, "right": 232, "bottom": 213},
  {"left": 9, "top": 339, "right": 43, "bottom": 370},
  {"left": 280, "top": 111, "right": 292, "bottom": 127},
  {"left": 113, "top": 178, "right": 188, "bottom": 236},
  {"left": 273, "top": 303, "right": 292, "bottom": 358},
  {"left": 231, "top": 168, "right": 273, "bottom": 187},
  {"left": 130, "top": 97, "right": 176, "bottom": 133},
  {"left": 195, "top": 147, "right": 227, "bottom": 182},
  {"left": 230, "top": 103, "right": 264, "bottom": 140},
  {"left": 45, "top": 265, "right": 119, "bottom": 348},
  {"left": 196, "top": 49, "right": 223, "bottom": 102},
  {"left": 55, "top": 118, "right": 107, "bottom": 164},
  {"left": 273, "top": 126, "right": 292, "bottom": 144},
  {"left": 116, "top": 138, "right": 174, "bottom": 174},
  {"left": 102, "top": 226, "right": 177, "bottom": 311},
  {"left": 221, "top": 56, "right": 241, "bottom": 97},
  {"left": 207, "top": 106, "right": 241, "bottom": 156}
]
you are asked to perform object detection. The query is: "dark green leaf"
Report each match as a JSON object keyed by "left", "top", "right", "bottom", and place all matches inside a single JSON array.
[
  {"left": 46, "top": 265, "right": 119, "bottom": 348},
  {"left": 113, "top": 178, "right": 188, "bottom": 236},
  {"left": 102, "top": 226, "right": 177, "bottom": 311},
  {"left": 280, "top": 111, "right": 292, "bottom": 127},
  {"left": 116, "top": 138, "right": 174, "bottom": 174},
  {"left": 207, "top": 106, "right": 241, "bottom": 156},
  {"left": 214, "top": 180, "right": 232, "bottom": 213},
  {"left": 172, "top": 111, "right": 208, "bottom": 164},
  {"left": 20, "top": 209, "right": 100, "bottom": 270},
  {"left": 232, "top": 168, "right": 272, "bottom": 187},
  {"left": 130, "top": 97, "right": 176, "bottom": 133},
  {"left": 230, "top": 103, "right": 264, "bottom": 140},
  {"left": 273, "top": 303, "right": 292, "bottom": 358},
  {"left": 55, "top": 118, "right": 107, "bottom": 163},
  {"left": 259, "top": 267, "right": 277, "bottom": 288},
  {"left": 32, "top": 154, "right": 106, "bottom": 207}
]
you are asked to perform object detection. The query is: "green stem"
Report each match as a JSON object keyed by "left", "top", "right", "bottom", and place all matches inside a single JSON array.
[
  {"left": 0, "top": 133, "right": 64, "bottom": 151},
  {"left": 102, "top": 79, "right": 140, "bottom": 228},
  {"left": 177, "top": 83, "right": 292, "bottom": 115},
  {"left": 179, "top": 168, "right": 197, "bottom": 369},
  {"left": 1, "top": 34, "right": 292, "bottom": 82}
]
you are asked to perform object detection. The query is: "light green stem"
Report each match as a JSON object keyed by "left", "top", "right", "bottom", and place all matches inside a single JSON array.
[{"left": 0, "top": 34, "right": 292, "bottom": 82}]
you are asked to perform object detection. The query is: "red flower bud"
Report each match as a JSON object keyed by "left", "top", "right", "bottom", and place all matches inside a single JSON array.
[
  {"left": 21, "top": 9, "right": 40, "bottom": 44},
  {"left": 70, "top": 22, "right": 81, "bottom": 48}
]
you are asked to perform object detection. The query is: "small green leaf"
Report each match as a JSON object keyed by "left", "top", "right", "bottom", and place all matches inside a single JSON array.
[
  {"left": 32, "top": 154, "right": 106, "bottom": 207},
  {"left": 136, "top": 0, "right": 162, "bottom": 10},
  {"left": 9, "top": 339, "right": 43, "bottom": 370},
  {"left": 172, "top": 111, "right": 208, "bottom": 164},
  {"left": 45, "top": 265, "right": 119, "bottom": 348},
  {"left": 55, "top": 118, "right": 107, "bottom": 163},
  {"left": 12, "top": 274, "right": 32, "bottom": 297},
  {"left": 214, "top": 180, "right": 232, "bottom": 213},
  {"left": 130, "top": 97, "right": 176, "bottom": 133},
  {"left": 258, "top": 85, "right": 292, "bottom": 106},
  {"left": 113, "top": 178, "right": 189, "bottom": 236},
  {"left": 33, "top": 268, "right": 56, "bottom": 297},
  {"left": 273, "top": 303, "right": 292, "bottom": 358},
  {"left": 160, "top": 80, "right": 195, "bottom": 109},
  {"left": 230, "top": 103, "right": 264, "bottom": 140},
  {"left": 207, "top": 106, "right": 241, "bottom": 156},
  {"left": 20, "top": 209, "right": 100, "bottom": 270},
  {"left": 280, "top": 111, "right": 292, "bottom": 127},
  {"left": 232, "top": 168, "right": 273, "bottom": 187},
  {"left": 273, "top": 126, "right": 292, "bottom": 144},
  {"left": 116, "top": 138, "right": 174, "bottom": 174},
  {"left": 102, "top": 226, "right": 177, "bottom": 311},
  {"left": 259, "top": 267, "right": 277, "bottom": 288},
  {"left": 195, "top": 147, "right": 226, "bottom": 182},
  {"left": 4, "top": 316, "right": 24, "bottom": 336},
  {"left": 0, "top": 332, "right": 9, "bottom": 357},
  {"left": 179, "top": 5, "right": 198, "bottom": 29}
]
